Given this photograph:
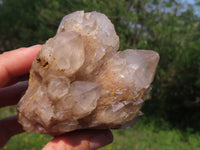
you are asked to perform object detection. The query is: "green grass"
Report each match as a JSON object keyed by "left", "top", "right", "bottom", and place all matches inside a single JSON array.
[
  {"left": 1, "top": 107, "right": 200, "bottom": 150},
  {"left": 3, "top": 133, "right": 52, "bottom": 150},
  {"left": 101, "top": 123, "right": 200, "bottom": 150}
]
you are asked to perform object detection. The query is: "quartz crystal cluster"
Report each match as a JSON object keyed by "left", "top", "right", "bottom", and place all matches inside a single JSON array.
[{"left": 17, "top": 11, "right": 159, "bottom": 135}]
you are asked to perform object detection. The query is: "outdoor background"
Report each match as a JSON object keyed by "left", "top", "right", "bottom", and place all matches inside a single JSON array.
[{"left": 0, "top": 0, "right": 200, "bottom": 149}]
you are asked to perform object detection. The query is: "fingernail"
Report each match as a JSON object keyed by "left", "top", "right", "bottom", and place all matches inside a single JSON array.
[
  {"left": 89, "top": 130, "right": 113, "bottom": 150},
  {"left": 30, "top": 44, "right": 42, "bottom": 48}
]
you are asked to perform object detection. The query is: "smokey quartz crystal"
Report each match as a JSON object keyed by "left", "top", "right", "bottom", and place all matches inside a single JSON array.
[{"left": 17, "top": 11, "right": 159, "bottom": 135}]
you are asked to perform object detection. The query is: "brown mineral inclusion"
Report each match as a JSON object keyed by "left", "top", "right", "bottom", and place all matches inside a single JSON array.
[{"left": 17, "top": 11, "right": 159, "bottom": 135}]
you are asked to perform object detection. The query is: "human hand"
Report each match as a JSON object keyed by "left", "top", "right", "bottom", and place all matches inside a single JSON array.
[{"left": 0, "top": 45, "right": 113, "bottom": 149}]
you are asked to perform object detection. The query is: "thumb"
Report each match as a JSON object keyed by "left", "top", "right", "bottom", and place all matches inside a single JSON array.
[{"left": 42, "top": 129, "right": 113, "bottom": 150}]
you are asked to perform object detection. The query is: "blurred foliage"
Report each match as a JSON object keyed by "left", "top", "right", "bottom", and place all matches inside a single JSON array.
[{"left": 0, "top": 0, "right": 200, "bottom": 131}]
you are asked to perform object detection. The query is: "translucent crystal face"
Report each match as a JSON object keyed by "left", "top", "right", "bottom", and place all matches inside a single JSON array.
[{"left": 17, "top": 11, "right": 159, "bottom": 135}]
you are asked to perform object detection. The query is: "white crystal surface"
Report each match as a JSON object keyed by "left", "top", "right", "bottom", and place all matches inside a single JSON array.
[{"left": 17, "top": 11, "right": 159, "bottom": 135}]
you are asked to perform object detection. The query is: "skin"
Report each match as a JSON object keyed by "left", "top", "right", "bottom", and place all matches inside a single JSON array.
[{"left": 0, "top": 45, "right": 113, "bottom": 150}]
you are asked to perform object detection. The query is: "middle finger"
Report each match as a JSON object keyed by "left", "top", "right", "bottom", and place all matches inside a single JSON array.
[{"left": 0, "top": 81, "right": 28, "bottom": 108}]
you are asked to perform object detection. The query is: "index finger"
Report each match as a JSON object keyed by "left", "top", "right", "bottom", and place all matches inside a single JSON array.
[{"left": 0, "top": 45, "right": 42, "bottom": 87}]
